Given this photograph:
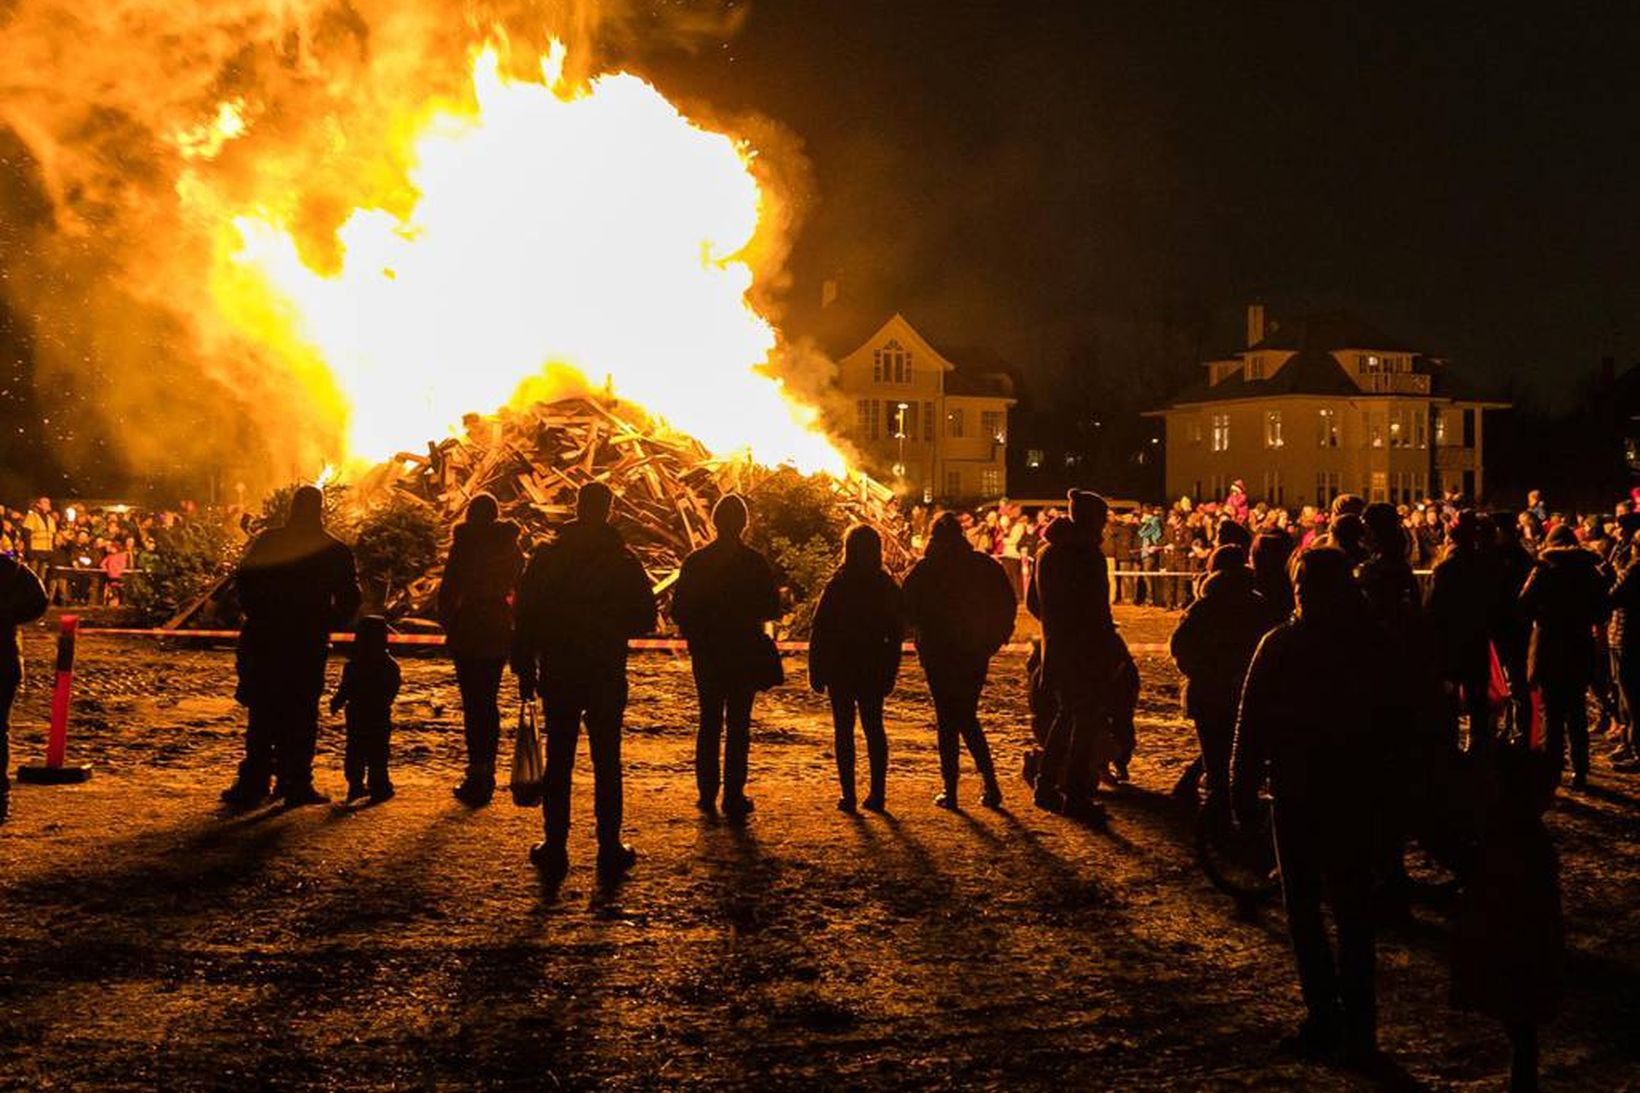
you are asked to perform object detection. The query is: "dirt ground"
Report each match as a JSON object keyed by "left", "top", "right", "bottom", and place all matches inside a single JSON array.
[{"left": 1, "top": 606, "right": 1635, "bottom": 1090}]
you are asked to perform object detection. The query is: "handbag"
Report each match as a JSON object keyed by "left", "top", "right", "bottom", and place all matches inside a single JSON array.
[
  {"left": 751, "top": 632, "right": 785, "bottom": 692},
  {"left": 510, "top": 700, "right": 546, "bottom": 807}
]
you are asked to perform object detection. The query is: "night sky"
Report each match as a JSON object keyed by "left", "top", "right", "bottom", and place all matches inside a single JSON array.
[{"left": 634, "top": 4, "right": 1640, "bottom": 402}]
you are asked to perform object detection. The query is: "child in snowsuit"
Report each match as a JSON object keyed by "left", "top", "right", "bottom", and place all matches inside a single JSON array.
[{"left": 331, "top": 615, "right": 401, "bottom": 802}]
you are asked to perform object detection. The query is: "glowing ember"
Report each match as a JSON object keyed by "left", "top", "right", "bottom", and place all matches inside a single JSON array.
[{"left": 216, "top": 44, "right": 844, "bottom": 475}]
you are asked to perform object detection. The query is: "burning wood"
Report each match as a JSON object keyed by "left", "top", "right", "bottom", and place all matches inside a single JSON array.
[{"left": 355, "top": 394, "right": 910, "bottom": 620}]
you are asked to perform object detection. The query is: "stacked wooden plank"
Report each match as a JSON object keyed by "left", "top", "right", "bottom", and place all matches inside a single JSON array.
[{"left": 357, "top": 394, "right": 910, "bottom": 616}]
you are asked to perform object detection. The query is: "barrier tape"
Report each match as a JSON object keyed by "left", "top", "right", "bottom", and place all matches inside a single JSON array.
[{"left": 64, "top": 626, "right": 1171, "bottom": 658}]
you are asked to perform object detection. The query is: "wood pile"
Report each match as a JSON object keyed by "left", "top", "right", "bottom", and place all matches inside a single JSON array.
[{"left": 357, "top": 394, "right": 910, "bottom": 617}]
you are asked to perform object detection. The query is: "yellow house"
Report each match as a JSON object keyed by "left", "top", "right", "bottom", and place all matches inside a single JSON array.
[
  {"left": 1149, "top": 307, "right": 1508, "bottom": 507},
  {"left": 829, "top": 313, "right": 1015, "bottom": 502}
]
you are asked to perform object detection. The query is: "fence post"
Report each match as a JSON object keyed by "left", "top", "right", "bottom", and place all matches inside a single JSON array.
[{"left": 17, "top": 614, "right": 93, "bottom": 785}]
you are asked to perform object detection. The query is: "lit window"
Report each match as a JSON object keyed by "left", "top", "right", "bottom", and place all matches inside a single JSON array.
[
  {"left": 856, "top": 399, "right": 881, "bottom": 441},
  {"left": 945, "top": 470, "right": 962, "bottom": 497},
  {"left": 1246, "top": 355, "right": 1264, "bottom": 380},
  {"left": 1026, "top": 448, "right": 1045, "bottom": 469},
  {"left": 947, "top": 408, "right": 965, "bottom": 438},
  {"left": 981, "top": 410, "right": 1005, "bottom": 443},
  {"left": 1413, "top": 410, "right": 1427, "bottom": 449},
  {"left": 1318, "top": 408, "right": 1339, "bottom": 447},
  {"left": 1264, "top": 410, "right": 1284, "bottom": 449},
  {"left": 981, "top": 469, "right": 1002, "bottom": 497},
  {"left": 1211, "top": 413, "right": 1230, "bottom": 452},
  {"left": 1189, "top": 421, "right": 1204, "bottom": 445}
]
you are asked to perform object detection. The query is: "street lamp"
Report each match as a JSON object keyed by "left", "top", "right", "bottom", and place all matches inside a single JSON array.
[{"left": 895, "top": 402, "right": 910, "bottom": 484}]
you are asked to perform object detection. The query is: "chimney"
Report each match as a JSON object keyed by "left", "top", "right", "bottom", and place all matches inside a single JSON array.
[{"left": 1246, "top": 303, "right": 1265, "bottom": 348}]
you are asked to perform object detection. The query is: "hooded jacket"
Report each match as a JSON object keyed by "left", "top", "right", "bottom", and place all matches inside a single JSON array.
[
  {"left": 809, "top": 559, "right": 905, "bottom": 699},
  {"left": 1170, "top": 565, "right": 1278, "bottom": 720},
  {"left": 1027, "top": 516, "right": 1116, "bottom": 700},
  {"left": 437, "top": 518, "right": 525, "bottom": 660},
  {"left": 512, "top": 520, "right": 656, "bottom": 684},
  {"left": 1519, "top": 545, "right": 1609, "bottom": 688},
  {"left": 903, "top": 531, "right": 1016, "bottom": 666}
]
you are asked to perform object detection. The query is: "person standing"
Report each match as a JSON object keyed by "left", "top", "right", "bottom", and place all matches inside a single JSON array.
[
  {"left": 224, "top": 486, "right": 361, "bottom": 807},
  {"left": 808, "top": 525, "right": 904, "bottom": 813},
  {"left": 513, "top": 483, "right": 656, "bottom": 881},
  {"left": 1232, "top": 548, "right": 1401, "bottom": 1065},
  {"left": 21, "top": 498, "right": 56, "bottom": 582},
  {"left": 903, "top": 512, "right": 1014, "bottom": 810},
  {"left": 437, "top": 493, "right": 525, "bottom": 806},
  {"left": 0, "top": 552, "right": 48, "bottom": 824},
  {"left": 1427, "top": 512, "right": 1499, "bottom": 751},
  {"left": 672, "top": 495, "right": 782, "bottom": 822},
  {"left": 1028, "top": 490, "right": 1119, "bottom": 821},
  {"left": 1519, "top": 525, "right": 1609, "bottom": 790},
  {"left": 331, "top": 615, "right": 401, "bottom": 803}
]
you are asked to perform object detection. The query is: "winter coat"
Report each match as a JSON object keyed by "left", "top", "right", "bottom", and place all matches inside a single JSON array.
[
  {"left": 1252, "top": 562, "right": 1296, "bottom": 623},
  {"left": 1491, "top": 541, "right": 1535, "bottom": 658},
  {"left": 513, "top": 520, "right": 656, "bottom": 684},
  {"left": 235, "top": 520, "right": 360, "bottom": 705},
  {"left": 809, "top": 563, "right": 904, "bottom": 698},
  {"left": 1026, "top": 516, "right": 1116, "bottom": 702},
  {"left": 1232, "top": 606, "right": 1408, "bottom": 833},
  {"left": 0, "top": 555, "right": 47, "bottom": 673},
  {"left": 1427, "top": 547, "right": 1497, "bottom": 679},
  {"left": 904, "top": 535, "right": 1016, "bottom": 668},
  {"left": 1519, "top": 546, "right": 1610, "bottom": 688},
  {"left": 1170, "top": 566, "right": 1278, "bottom": 720},
  {"left": 671, "top": 537, "right": 781, "bottom": 687},
  {"left": 333, "top": 653, "right": 402, "bottom": 731},
  {"left": 436, "top": 519, "right": 525, "bottom": 660}
]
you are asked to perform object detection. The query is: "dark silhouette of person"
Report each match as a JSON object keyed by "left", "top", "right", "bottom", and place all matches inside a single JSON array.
[
  {"left": 1428, "top": 511, "right": 1500, "bottom": 751},
  {"left": 225, "top": 485, "right": 360, "bottom": 807},
  {"left": 809, "top": 524, "right": 905, "bottom": 813},
  {"left": 672, "top": 494, "right": 782, "bottom": 822},
  {"left": 1251, "top": 529, "right": 1297, "bottom": 621},
  {"left": 903, "top": 511, "right": 1015, "bottom": 810},
  {"left": 1357, "top": 502, "right": 1422, "bottom": 627},
  {"left": 331, "top": 614, "right": 401, "bottom": 802},
  {"left": 512, "top": 482, "right": 656, "bottom": 881},
  {"left": 0, "top": 553, "right": 48, "bottom": 824},
  {"left": 1027, "top": 490, "right": 1119, "bottom": 821},
  {"left": 1450, "top": 747, "right": 1563, "bottom": 1093},
  {"left": 1519, "top": 524, "right": 1609, "bottom": 789},
  {"left": 1169, "top": 545, "right": 1277, "bottom": 813},
  {"left": 1492, "top": 516, "right": 1537, "bottom": 736},
  {"left": 1233, "top": 547, "right": 1402, "bottom": 1065},
  {"left": 437, "top": 492, "right": 525, "bottom": 806}
]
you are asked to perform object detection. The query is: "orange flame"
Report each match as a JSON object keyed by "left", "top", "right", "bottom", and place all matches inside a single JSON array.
[{"left": 212, "top": 42, "right": 844, "bottom": 475}]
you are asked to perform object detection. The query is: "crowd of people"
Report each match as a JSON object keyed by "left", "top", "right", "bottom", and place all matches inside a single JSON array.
[
  {"left": 5, "top": 476, "right": 1632, "bottom": 1088},
  {"left": 0, "top": 496, "right": 199, "bottom": 607}
]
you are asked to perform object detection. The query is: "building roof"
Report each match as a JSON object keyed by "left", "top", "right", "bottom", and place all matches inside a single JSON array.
[{"left": 1246, "top": 310, "right": 1417, "bottom": 354}]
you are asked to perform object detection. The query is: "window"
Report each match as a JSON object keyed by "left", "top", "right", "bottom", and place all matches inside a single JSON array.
[
  {"left": 1366, "top": 411, "right": 1384, "bottom": 449},
  {"left": 1210, "top": 473, "right": 1227, "bottom": 499},
  {"left": 1262, "top": 470, "right": 1285, "bottom": 506},
  {"left": 1246, "top": 355, "right": 1264, "bottom": 380},
  {"left": 1314, "top": 471, "right": 1341, "bottom": 505},
  {"left": 1435, "top": 413, "right": 1448, "bottom": 447},
  {"left": 1025, "top": 448, "right": 1045, "bottom": 469},
  {"left": 947, "top": 408, "right": 965, "bottom": 438},
  {"left": 922, "top": 402, "right": 935, "bottom": 443},
  {"left": 1413, "top": 409, "right": 1427, "bottom": 449},
  {"left": 1210, "top": 413, "right": 1230, "bottom": 452},
  {"left": 1370, "top": 471, "right": 1388, "bottom": 502},
  {"left": 1264, "top": 410, "right": 1284, "bottom": 449},
  {"left": 872, "top": 339, "right": 911, "bottom": 384},
  {"left": 1189, "top": 421, "right": 1204, "bottom": 446},
  {"left": 1317, "top": 408, "right": 1339, "bottom": 447},
  {"left": 945, "top": 469, "right": 962, "bottom": 497},
  {"left": 855, "top": 399, "right": 880, "bottom": 441},
  {"left": 1462, "top": 409, "right": 1476, "bottom": 448},
  {"left": 981, "top": 410, "right": 1005, "bottom": 443},
  {"left": 980, "top": 468, "right": 1002, "bottom": 497},
  {"left": 1361, "top": 354, "right": 1382, "bottom": 373},
  {"left": 1390, "top": 408, "right": 1408, "bottom": 448}
]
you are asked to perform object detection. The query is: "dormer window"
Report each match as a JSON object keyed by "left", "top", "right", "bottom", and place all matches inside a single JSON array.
[
  {"left": 873, "top": 340, "right": 912, "bottom": 384},
  {"left": 1246, "top": 355, "right": 1264, "bottom": 380}
]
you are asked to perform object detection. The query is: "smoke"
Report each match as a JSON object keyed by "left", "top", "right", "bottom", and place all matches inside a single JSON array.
[{"left": 0, "top": 0, "right": 761, "bottom": 498}]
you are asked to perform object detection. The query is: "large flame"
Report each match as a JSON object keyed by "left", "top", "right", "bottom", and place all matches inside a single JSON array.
[{"left": 213, "top": 43, "right": 844, "bottom": 474}]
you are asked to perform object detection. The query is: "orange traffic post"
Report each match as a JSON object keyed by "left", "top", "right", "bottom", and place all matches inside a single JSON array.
[{"left": 17, "top": 614, "right": 93, "bottom": 785}]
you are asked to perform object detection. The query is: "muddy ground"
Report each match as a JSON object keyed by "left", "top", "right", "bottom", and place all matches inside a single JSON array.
[{"left": 0, "top": 606, "right": 1635, "bottom": 1090}]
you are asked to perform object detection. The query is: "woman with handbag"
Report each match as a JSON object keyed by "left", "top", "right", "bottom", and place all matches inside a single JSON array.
[
  {"left": 672, "top": 494, "right": 783, "bottom": 822},
  {"left": 437, "top": 493, "right": 525, "bottom": 806},
  {"left": 809, "top": 525, "right": 905, "bottom": 813}
]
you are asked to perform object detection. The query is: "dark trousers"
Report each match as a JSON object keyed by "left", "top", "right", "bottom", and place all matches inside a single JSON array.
[
  {"left": 454, "top": 656, "right": 505, "bottom": 784},
  {"left": 695, "top": 671, "right": 755, "bottom": 805},
  {"left": 1541, "top": 680, "right": 1589, "bottom": 777},
  {"left": 541, "top": 672, "right": 627, "bottom": 856},
  {"left": 239, "top": 698, "right": 321, "bottom": 792},
  {"left": 1274, "top": 805, "right": 1377, "bottom": 1048},
  {"left": 923, "top": 657, "right": 997, "bottom": 794},
  {"left": 1452, "top": 660, "right": 1494, "bottom": 751},
  {"left": 1042, "top": 691, "right": 1109, "bottom": 801},
  {"left": 1, "top": 661, "right": 17, "bottom": 802},
  {"left": 344, "top": 714, "right": 392, "bottom": 790},
  {"left": 1616, "top": 649, "right": 1640, "bottom": 750},
  {"left": 830, "top": 690, "right": 887, "bottom": 803},
  {"left": 1193, "top": 708, "right": 1235, "bottom": 809}
]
